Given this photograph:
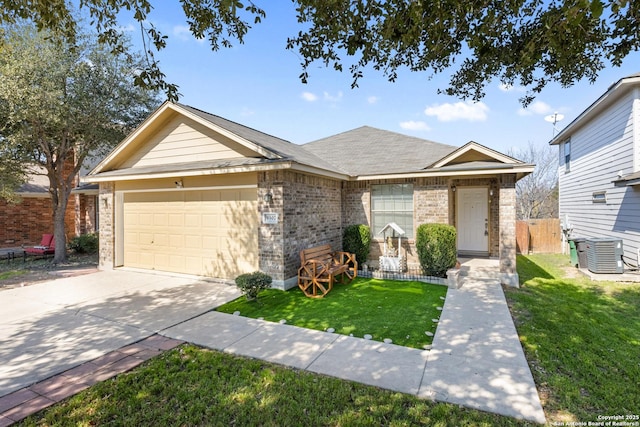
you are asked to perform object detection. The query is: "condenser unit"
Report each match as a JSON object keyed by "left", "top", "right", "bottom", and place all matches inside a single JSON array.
[{"left": 586, "top": 238, "right": 624, "bottom": 274}]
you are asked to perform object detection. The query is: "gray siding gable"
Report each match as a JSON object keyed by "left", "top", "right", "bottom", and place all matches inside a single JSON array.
[{"left": 558, "top": 86, "right": 640, "bottom": 265}]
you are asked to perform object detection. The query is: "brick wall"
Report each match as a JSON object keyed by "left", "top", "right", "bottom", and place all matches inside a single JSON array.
[
  {"left": 98, "top": 183, "right": 115, "bottom": 270},
  {"left": 342, "top": 177, "right": 451, "bottom": 268},
  {"left": 258, "top": 170, "right": 342, "bottom": 286},
  {"left": 0, "top": 196, "right": 79, "bottom": 247},
  {"left": 499, "top": 174, "right": 517, "bottom": 276}
]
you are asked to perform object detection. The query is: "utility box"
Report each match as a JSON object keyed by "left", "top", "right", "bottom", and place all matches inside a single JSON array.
[{"left": 586, "top": 238, "right": 624, "bottom": 274}]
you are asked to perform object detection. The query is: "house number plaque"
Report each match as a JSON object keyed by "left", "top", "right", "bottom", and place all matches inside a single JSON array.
[{"left": 262, "top": 212, "right": 279, "bottom": 224}]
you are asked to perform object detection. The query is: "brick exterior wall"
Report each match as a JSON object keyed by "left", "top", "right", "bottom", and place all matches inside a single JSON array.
[
  {"left": 98, "top": 183, "right": 115, "bottom": 270},
  {"left": 0, "top": 196, "right": 82, "bottom": 248},
  {"left": 498, "top": 174, "right": 517, "bottom": 277},
  {"left": 342, "top": 177, "right": 452, "bottom": 268},
  {"left": 258, "top": 170, "right": 342, "bottom": 286},
  {"left": 96, "top": 168, "right": 518, "bottom": 286}
]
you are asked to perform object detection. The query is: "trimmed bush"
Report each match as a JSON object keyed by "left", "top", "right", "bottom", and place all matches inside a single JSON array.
[
  {"left": 342, "top": 224, "right": 371, "bottom": 266},
  {"left": 416, "top": 224, "right": 457, "bottom": 277},
  {"left": 235, "top": 271, "right": 272, "bottom": 301},
  {"left": 68, "top": 233, "right": 99, "bottom": 254}
]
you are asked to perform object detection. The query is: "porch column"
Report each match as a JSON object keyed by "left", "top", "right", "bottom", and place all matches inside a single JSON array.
[
  {"left": 257, "top": 171, "right": 287, "bottom": 289},
  {"left": 97, "top": 182, "right": 115, "bottom": 271},
  {"left": 499, "top": 175, "right": 519, "bottom": 287}
]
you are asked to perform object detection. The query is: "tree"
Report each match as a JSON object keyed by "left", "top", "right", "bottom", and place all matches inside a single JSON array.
[
  {"left": 0, "top": 23, "right": 160, "bottom": 263},
  {"left": 508, "top": 142, "right": 559, "bottom": 220},
  {"left": 0, "top": 1, "right": 638, "bottom": 105}
]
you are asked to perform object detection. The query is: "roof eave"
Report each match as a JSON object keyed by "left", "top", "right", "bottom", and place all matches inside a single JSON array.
[
  {"left": 353, "top": 165, "right": 535, "bottom": 181},
  {"left": 550, "top": 75, "right": 640, "bottom": 145},
  {"left": 83, "top": 161, "right": 350, "bottom": 183}
]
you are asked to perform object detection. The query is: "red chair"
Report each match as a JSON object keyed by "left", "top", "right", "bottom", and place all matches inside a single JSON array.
[{"left": 25, "top": 234, "right": 56, "bottom": 256}]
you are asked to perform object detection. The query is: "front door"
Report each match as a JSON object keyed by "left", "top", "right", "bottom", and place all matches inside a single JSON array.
[{"left": 457, "top": 187, "right": 489, "bottom": 255}]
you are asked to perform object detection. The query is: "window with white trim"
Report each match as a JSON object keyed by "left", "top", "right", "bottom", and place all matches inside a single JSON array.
[
  {"left": 564, "top": 139, "right": 571, "bottom": 173},
  {"left": 371, "top": 184, "right": 414, "bottom": 238}
]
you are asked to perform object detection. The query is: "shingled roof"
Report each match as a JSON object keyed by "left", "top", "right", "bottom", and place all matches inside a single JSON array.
[
  {"left": 179, "top": 104, "right": 345, "bottom": 174},
  {"left": 303, "top": 126, "right": 458, "bottom": 176}
]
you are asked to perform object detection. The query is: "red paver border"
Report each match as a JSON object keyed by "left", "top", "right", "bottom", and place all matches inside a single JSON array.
[{"left": 0, "top": 334, "right": 183, "bottom": 426}]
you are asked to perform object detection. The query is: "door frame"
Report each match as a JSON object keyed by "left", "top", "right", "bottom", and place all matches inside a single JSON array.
[{"left": 456, "top": 186, "right": 490, "bottom": 256}]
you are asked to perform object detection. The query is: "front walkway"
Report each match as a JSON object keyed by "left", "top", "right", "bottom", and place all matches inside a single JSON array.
[{"left": 0, "top": 268, "right": 545, "bottom": 425}]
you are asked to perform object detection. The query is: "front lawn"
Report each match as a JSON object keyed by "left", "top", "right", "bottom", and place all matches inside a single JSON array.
[
  {"left": 217, "top": 277, "right": 447, "bottom": 349},
  {"left": 17, "top": 345, "right": 526, "bottom": 427},
  {"left": 507, "top": 254, "right": 640, "bottom": 424}
]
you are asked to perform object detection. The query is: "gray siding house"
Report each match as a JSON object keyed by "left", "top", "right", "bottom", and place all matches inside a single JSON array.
[{"left": 551, "top": 73, "right": 640, "bottom": 267}]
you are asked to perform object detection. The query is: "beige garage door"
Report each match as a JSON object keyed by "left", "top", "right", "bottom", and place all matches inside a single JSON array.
[{"left": 123, "top": 189, "right": 258, "bottom": 279}]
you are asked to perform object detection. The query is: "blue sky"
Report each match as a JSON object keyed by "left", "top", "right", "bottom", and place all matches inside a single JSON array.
[{"left": 117, "top": 2, "right": 640, "bottom": 155}]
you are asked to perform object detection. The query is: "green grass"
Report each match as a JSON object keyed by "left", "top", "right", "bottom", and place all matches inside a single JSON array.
[
  {"left": 18, "top": 345, "right": 526, "bottom": 427},
  {"left": 217, "top": 277, "right": 448, "bottom": 349},
  {"left": 506, "top": 254, "right": 640, "bottom": 424},
  {"left": 0, "top": 269, "right": 27, "bottom": 280}
]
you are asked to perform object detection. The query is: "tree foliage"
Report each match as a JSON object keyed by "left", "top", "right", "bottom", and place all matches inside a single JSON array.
[
  {"left": 0, "top": 22, "right": 160, "bottom": 261},
  {"left": 0, "top": 1, "right": 638, "bottom": 104},
  {"left": 509, "top": 142, "right": 559, "bottom": 220}
]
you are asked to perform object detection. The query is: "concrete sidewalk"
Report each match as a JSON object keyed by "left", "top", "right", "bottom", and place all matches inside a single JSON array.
[
  {"left": 1, "top": 269, "right": 545, "bottom": 424},
  {"left": 164, "top": 277, "right": 546, "bottom": 423}
]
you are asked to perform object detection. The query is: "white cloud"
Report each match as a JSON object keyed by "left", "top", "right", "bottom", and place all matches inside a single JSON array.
[
  {"left": 367, "top": 96, "right": 379, "bottom": 104},
  {"left": 498, "top": 83, "right": 526, "bottom": 93},
  {"left": 116, "top": 24, "right": 136, "bottom": 33},
  {"left": 399, "top": 121, "right": 431, "bottom": 131},
  {"left": 301, "top": 92, "right": 318, "bottom": 102},
  {"left": 517, "top": 100, "right": 552, "bottom": 116},
  {"left": 173, "top": 25, "right": 192, "bottom": 41},
  {"left": 323, "top": 91, "right": 343, "bottom": 102},
  {"left": 424, "top": 101, "right": 489, "bottom": 122}
]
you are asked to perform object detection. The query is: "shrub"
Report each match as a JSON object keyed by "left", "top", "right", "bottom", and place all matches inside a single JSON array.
[
  {"left": 416, "top": 224, "right": 457, "bottom": 277},
  {"left": 342, "top": 224, "right": 371, "bottom": 266},
  {"left": 68, "top": 233, "right": 99, "bottom": 254},
  {"left": 235, "top": 271, "right": 272, "bottom": 301}
]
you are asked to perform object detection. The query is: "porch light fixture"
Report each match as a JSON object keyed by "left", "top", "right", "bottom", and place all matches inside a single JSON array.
[
  {"left": 451, "top": 185, "right": 456, "bottom": 192},
  {"left": 174, "top": 180, "right": 183, "bottom": 188},
  {"left": 263, "top": 192, "right": 273, "bottom": 203},
  {"left": 489, "top": 189, "right": 494, "bottom": 196}
]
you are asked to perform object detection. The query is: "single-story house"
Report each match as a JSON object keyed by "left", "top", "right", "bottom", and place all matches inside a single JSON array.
[
  {"left": 86, "top": 101, "right": 533, "bottom": 288},
  {"left": 550, "top": 72, "right": 640, "bottom": 266},
  {"left": 0, "top": 164, "right": 98, "bottom": 248}
]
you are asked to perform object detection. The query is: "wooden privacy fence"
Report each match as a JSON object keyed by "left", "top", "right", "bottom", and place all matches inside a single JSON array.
[{"left": 516, "top": 218, "right": 561, "bottom": 254}]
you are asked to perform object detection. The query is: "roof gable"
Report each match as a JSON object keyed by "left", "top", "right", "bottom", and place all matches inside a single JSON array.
[
  {"left": 550, "top": 72, "right": 640, "bottom": 145},
  {"left": 429, "top": 141, "right": 523, "bottom": 168},
  {"left": 91, "top": 102, "right": 281, "bottom": 175}
]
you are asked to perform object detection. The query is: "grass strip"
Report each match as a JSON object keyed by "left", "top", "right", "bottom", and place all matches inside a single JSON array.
[
  {"left": 507, "top": 254, "right": 640, "bottom": 424},
  {"left": 18, "top": 345, "right": 527, "bottom": 427},
  {"left": 217, "top": 277, "right": 448, "bottom": 349}
]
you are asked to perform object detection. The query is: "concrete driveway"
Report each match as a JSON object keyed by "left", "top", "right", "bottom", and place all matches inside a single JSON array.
[{"left": 0, "top": 269, "right": 240, "bottom": 397}]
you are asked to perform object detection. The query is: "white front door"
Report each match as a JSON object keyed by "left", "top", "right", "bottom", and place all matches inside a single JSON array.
[{"left": 457, "top": 187, "right": 489, "bottom": 254}]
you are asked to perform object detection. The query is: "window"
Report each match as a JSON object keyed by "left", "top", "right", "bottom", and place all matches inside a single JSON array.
[
  {"left": 564, "top": 139, "right": 571, "bottom": 172},
  {"left": 592, "top": 191, "right": 607, "bottom": 203},
  {"left": 371, "top": 184, "right": 413, "bottom": 238}
]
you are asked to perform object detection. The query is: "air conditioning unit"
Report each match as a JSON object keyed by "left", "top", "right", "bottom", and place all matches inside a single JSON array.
[{"left": 586, "top": 238, "right": 624, "bottom": 274}]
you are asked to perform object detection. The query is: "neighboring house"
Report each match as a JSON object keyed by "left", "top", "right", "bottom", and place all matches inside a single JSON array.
[
  {"left": 86, "top": 102, "right": 533, "bottom": 288},
  {"left": 0, "top": 164, "right": 98, "bottom": 248},
  {"left": 550, "top": 72, "right": 640, "bottom": 267}
]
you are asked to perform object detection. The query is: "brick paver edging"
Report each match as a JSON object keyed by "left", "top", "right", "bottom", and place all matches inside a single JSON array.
[{"left": 0, "top": 334, "right": 183, "bottom": 426}]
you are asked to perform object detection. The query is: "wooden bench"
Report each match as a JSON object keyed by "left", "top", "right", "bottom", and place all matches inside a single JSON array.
[{"left": 297, "top": 244, "right": 358, "bottom": 298}]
